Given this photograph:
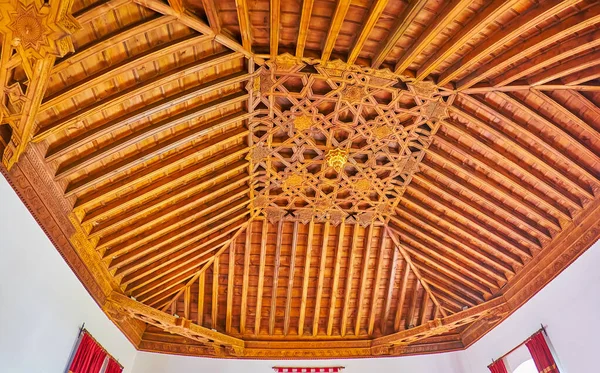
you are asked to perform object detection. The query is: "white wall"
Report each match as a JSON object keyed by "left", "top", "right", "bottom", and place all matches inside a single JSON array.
[
  {"left": 131, "top": 351, "right": 465, "bottom": 373},
  {"left": 458, "top": 239, "right": 600, "bottom": 373},
  {"left": 0, "top": 174, "right": 138, "bottom": 373}
]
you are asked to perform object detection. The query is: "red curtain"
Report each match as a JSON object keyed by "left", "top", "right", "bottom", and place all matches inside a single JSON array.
[
  {"left": 68, "top": 333, "right": 107, "bottom": 373},
  {"left": 526, "top": 331, "right": 560, "bottom": 373},
  {"left": 105, "top": 358, "right": 123, "bottom": 373},
  {"left": 488, "top": 359, "right": 508, "bottom": 373}
]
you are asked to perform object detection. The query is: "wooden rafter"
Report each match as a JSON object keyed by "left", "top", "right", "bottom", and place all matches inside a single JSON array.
[
  {"left": 394, "top": 0, "right": 471, "bottom": 74},
  {"left": 327, "top": 221, "right": 346, "bottom": 336},
  {"left": 371, "top": 0, "right": 428, "bottom": 69},
  {"left": 312, "top": 221, "right": 330, "bottom": 336},
  {"left": 417, "top": 0, "right": 521, "bottom": 80},
  {"left": 298, "top": 220, "right": 315, "bottom": 336},
  {"left": 270, "top": 0, "right": 280, "bottom": 59},
  {"left": 438, "top": 0, "right": 581, "bottom": 86},
  {"left": 353, "top": 224, "right": 372, "bottom": 336},
  {"left": 201, "top": 0, "right": 221, "bottom": 32},
  {"left": 269, "top": 220, "right": 284, "bottom": 335},
  {"left": 234, "top": 0, "right": 253, "bottom": 52},
  {"left": 295, "top": 0, "right": 315, "bottom": 59},
  {"left": 133, "top": 0, "right": 261, "bottom": 62},
  {"left": 255, "top": 219, "right": 269, "bottom": 334},
  {"left": 457, "top": 3, "right": 600, "bottom": 89},
  {"left": 321, "top": 0, "right": 352, "bottom": 63},
  {"left": 347, "top": 0, "right": 389, "bottom": 65}
]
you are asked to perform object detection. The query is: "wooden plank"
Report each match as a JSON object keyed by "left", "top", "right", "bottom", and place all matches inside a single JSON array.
[
  {"left": 417, "top": 0, "right": 521, "bottom": 80},
  {"left": 418, "top": 293, "right": 430, "bottom": 326},
  {"left": 269, "top": 220, "right": 284, "bottom": 335},
  {"left": 64, "top": 117, "right": 249, "bottom": 197},
  {"left": 270, "top": 0, "right": 280, "bottom": 59},
  {"left": 107, "top": 292, "right": 245, "bottom": 349},
  {"left": 240, "top": 223, "right": 252, "bottom": 334},
  {"left": 368, "top": 229, "right": 386, "bottom": 335},
  {"left": 406, "top": 279, "right": 420, "bottom": 328},
  {"left": 234, "top": 0, "right": 253, "bottom": 52},
  {"left": 134, "top": 0, "right": 260, "bottom": 62},
  {"left": 528, "top": 50, "right": 600, "bottom": 86},
  {"left": 298, "top": 220, "right": 315, "bottom": 336},
  {"left": 394, "top": 0, "right": 471, "bottom": 74},
  {"left": 321, "top": 0, "right": 352, "bottom": 63},
  {"left": 327, "top": 221, "right": 345, "bottom": 336},
  {"left": 387, "top": 227, "right": 448, "bottom": 318},
  {"left": 35, "top": 51, "right": 242, "bottom": 142},
  {"left": 226, "top": 242, "right": 235, "bottom": 333},
  {"left": 212, "top": 255, "right": 219, "bottom": 329},
  {"left": 183, "top": 286, "right": 191, "bottom": 319},
  {"left": 45, "top": 72, "right": 249, "bottom": 162},
  {"left": 312, "top": 221, "right": 330, "bottom": 336},
  {"left": 347, "top": 0, "right": 389, "bottom": 65},
  {"left": 563, "top": 64, "right": 600, "bottom": 85},
  {"left": 201, "top": 0, "right": 221, "bottom": 32},
  {"left": 380, "top": 239, "right": 399, "bottom": 334},
  {"left": 353, "top": 225, "right": 372, "bottom": 336},
  {"left": 390, "top": 217, "right": 497, "bottom": 293},
  {"left": 438, "top": 0, "right": 580, "bottom": 86},
  {"left": 255, "top": 219, "right": 269, "bottom": 335},
  {"left": 457, "top": 3, "right": 600, "bottom": 89},
  {"left": 55, "top": 92, "right": 248, "bottom": 180},
  {"left": 371, "top": 0, "right": 428, "bottom": 68},
  {"left": 393, "top": 261, "right": 411, "bottom": 332},
  {"left": 450, "top": 102, "right": 594, "bottom": 200},
  {"left": 42, "top": 34, "right": 212, "bottom": 110},
  {"left": 494, "top": 29, "right": 600, "bottom": 87},
  {"left": 296, "top": 0, "right": 315, "bottom": 59},
  {"left": 283, "top": 222, "right": 299, "bottom": 336},
  {"left": 198, "top": 271, "right": 206, "bottom": 325},
  {"left": 52, "top": 15, "right": 173, "bottom": 75}
]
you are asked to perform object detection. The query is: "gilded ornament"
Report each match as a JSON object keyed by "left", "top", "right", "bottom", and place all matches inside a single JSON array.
[
  {"left": 408, "top": 81, "right": 438, "bottom": 98},
  {"left": 341, "top": 84, "right": 365, "bottom": 104},
  {"left": 283, "top": 174, "right": 304, "bottom": 188},
  {"left": 264, "top": 207, "right": 286, "bottom": 224},
  {"left": 420, "top": 99, "right": 449, "bottom": 121},
  {"left": 325, "top": 148, "right": 348, "bottom": 172},
  {"left": 373, "top": 125, "right": 393, "bottom": 139},
  {"left": 354, "top": 178, "right": 371, "bottom": 191},
  {"left": 293, "top": 115, "right": 313, "bottom": 132},
  {"left": 356, "top": 212, "right": 375, "bottom": 227},
  {"left": 9, "top": 4, "right": 46, "bottom": 52},
  {"left": 294, "top": 209, "right": 314, "bottom": 224},
  {"left": 246, "top": 144, "right": 270, "bottom": 163}
]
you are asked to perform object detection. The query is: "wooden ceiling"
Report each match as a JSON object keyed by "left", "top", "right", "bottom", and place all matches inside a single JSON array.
[{"left": 2, "top": 0, "right": 600, "bottom": 359}]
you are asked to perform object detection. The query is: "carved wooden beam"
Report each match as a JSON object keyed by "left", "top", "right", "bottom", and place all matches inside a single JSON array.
[
  {"left": 0, "top": 0, "right": 79, "bottom": 169},
  {"left": 371, "top": 296, "right": 508, "bottom": 347},
  {"left": 105, "top": 291, "right": 245, "bottom": 354}
]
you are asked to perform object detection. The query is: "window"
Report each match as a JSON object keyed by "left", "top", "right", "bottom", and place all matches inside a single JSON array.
[{"left": 513, "top": 359, "right": 537, "bottom": 373}]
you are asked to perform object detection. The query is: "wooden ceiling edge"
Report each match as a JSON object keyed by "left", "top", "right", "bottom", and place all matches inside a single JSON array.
[
  {"left": 459, "top": 196, "right": 600, "bottom": 348},
  {"left": 136, "top": 338, "right": 465, "bottom": 359},
  {"left": 0, "top": 151, "right": 146, "bottom": 348}
]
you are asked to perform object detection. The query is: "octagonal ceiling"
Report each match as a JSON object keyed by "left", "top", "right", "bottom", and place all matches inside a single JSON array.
[{"left": 1, "top": 0, "right": 600, "bottom": 359}]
